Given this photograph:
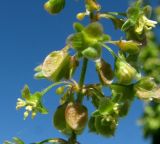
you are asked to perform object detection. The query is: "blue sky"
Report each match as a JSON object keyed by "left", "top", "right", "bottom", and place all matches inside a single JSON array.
[{"left": 0, "top": 0, "right": 159, "bottom": 143}]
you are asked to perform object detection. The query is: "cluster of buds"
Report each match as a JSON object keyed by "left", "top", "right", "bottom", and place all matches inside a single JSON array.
[{"left": 16, "top": 85, "right": 48, "bottom": 120}]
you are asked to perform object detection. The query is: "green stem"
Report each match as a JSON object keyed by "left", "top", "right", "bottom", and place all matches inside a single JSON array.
[
  {"left": 76, "top": 58, "right": 88, "bottom": 103},
  {"left": 100, "top": 43, "right": 118, "bottom": 58},
  {"left": 41, "top": 81, "right": 68, "bottom": 96}
]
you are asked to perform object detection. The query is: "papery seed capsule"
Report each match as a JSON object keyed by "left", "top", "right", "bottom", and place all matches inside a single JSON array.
[
  {"left": 65, "top": 102, "right": 88, "bottom": 133},
  {"left": 42, "top": 49, "right": 70, "bottom": 82},
  {"left": 53, "top": 105, "right": 72, "bottom": 135},
  {"left": 96, "top": 58, "right": 114, "bottom": 85},
  {"left": 44, "top": 0, "right": 65, "bottom": 15}
]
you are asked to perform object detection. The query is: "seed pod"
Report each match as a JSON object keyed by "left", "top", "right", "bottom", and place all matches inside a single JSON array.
[
  {"left": 65, "top": 102, "right": 88, "bottom": 133},
  {"left": 115, "top": 40, "right": 141, "bottom": 54},
  {"left": 53, "top": 104, "right": 72, "bottom": 135},
  {"left": 134, "top": 77, "right": 158, "bottom": 101},
  {"left": 115, "top": 58, "right": 137, "bottom": 84},
  {"left": 96, "top": 58, "right": 114, "bottom": 85},
  {"left": 44, "top": 0, "right": 65, "bottom": 15},
  {"left": 42, "top": 49, "right": 70, "bottom": 82}
]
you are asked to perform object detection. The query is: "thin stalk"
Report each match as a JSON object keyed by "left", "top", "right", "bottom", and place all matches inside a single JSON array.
[
  {"left": 76, "top": 58, "right": 88, "bottom": 103},
  {"left": 100, "top": 43, "right": 118, "bottom": 58},
  {"left": 41, "top": 81, "right": 68, "bottom": 96}
]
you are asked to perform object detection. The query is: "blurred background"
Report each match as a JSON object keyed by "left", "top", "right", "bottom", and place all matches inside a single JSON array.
[{"left": 0, "top": 0, "right": 160, "bottom": 144}]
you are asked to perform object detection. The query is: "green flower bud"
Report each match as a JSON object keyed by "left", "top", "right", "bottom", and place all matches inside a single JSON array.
[
  {"left": 42, "top": 49, "right": 70, "bottom": 82},
  {"left": 82, "top": 46, "right": 101, "bottom": 60},
  {"left": 65, "top": 102, "right": 88, "bottom": 133},
  {"left": 66, "top": 33, "right": 86, "bottom": 51},
  {"left": 98, "top": 97, "right": 115, "bottom": 115},
  {"left": 44, "top": 0, "right": 65, "bottom": 15},
  {"left": 85, "top": 0, "right": 101, "bottom": 11},
  {"left": 56, "top": 86, "right": 65, "bottom": 95},
  {"left": 115, "top": 40, "right": 141, "bottom": 54},
  {"left": 76, "top": 13, "right": 86, "bottom": 21},
  {"left": 96, "top": 58, "right": 114, "bottom": 85},
  {"left": 53, "top": 104, "right": 72, "bottom": 135},
  {"left": 115, "top": 58, "right": 137, "bottom": 84},
  {"left": 82, "top": 22, "right": 104, "bottom": 45}
]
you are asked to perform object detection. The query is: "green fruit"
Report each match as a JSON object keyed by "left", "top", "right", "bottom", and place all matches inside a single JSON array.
[
  {"left": 44, "top": 0, "right": 65, "bottom": 15},
  {"left": 95, "top": 116, "right": 117, "bottom": 137},
  {"left": 115, "top": 58, "right": 137, "bottom": 84},
  {"left": 65, "top": 102, "right": 88, "bottom": 133}
]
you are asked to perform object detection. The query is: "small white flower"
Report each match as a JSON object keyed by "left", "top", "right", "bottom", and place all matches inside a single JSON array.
[
  {"left": 25, "top": 105, "right": 33, "bottom": 111},
  {"left": 24, "top": 111, "right": 29, "bottom": 120}
]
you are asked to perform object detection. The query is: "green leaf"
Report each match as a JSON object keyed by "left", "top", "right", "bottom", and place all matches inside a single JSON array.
[
  {"left": 21, "top": 85, "right": 30, "bottom": 99},
  {"left": 98, "top": 97, "right": 114, "bottom": 115},
  {"left": 13, "top": 137, "right": 24, "bottom": 144},
  {"left": 110, "top": 84, "right": 134, "bottom": 102},
  {"left": 3, "top": 137, "right": 24, "bottom": 144},
  {"left": 88, "top": 116, "right": 97, "bottom": 133}
]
